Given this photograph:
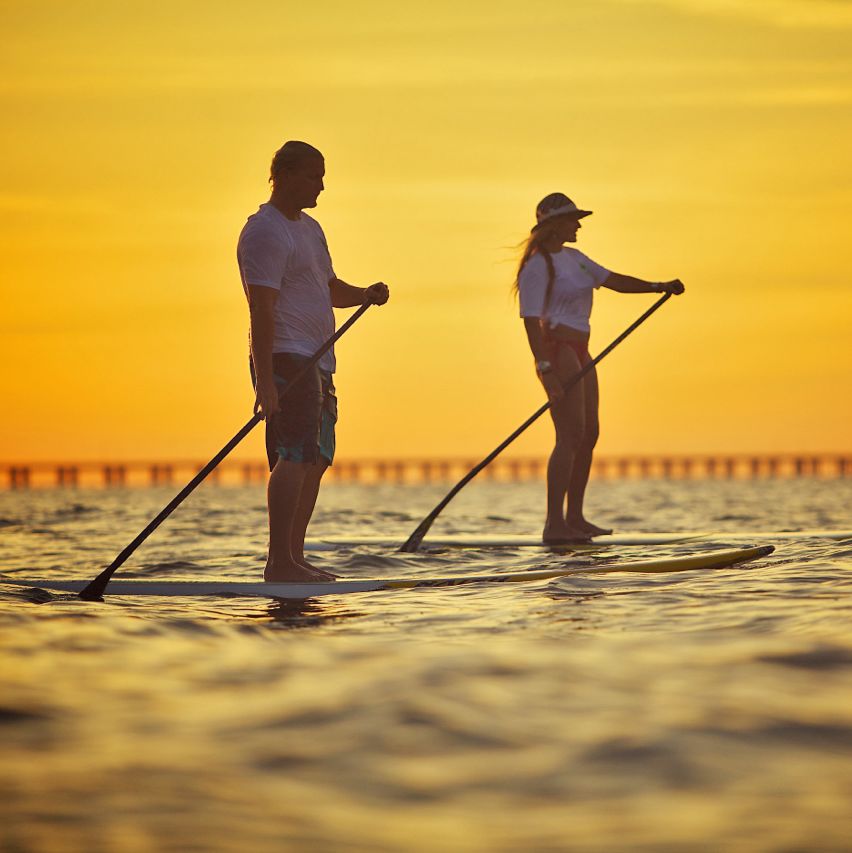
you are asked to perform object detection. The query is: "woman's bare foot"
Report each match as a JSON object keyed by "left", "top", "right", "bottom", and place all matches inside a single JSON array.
[
  {"left": 575, "top": 520, "right": 613, "bottom": 537},
  {"left": 264, "top": 557, "right": 337, "bottom": 583},
  {"left": 542, "top": 521, "right": 591, "bottom": 544}
]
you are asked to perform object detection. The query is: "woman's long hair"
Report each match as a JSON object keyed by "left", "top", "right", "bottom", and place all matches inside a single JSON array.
[{"left": 512, "top": 222, "right": 559, "bottom": 317}]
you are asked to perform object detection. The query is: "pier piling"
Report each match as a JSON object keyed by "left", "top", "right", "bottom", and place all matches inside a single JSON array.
[{"left": 4, "top": 453, "right": 849, "bottom": 489}]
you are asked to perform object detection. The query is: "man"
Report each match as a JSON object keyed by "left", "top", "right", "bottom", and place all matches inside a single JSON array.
[{"left": 237, "top": 141, "right": 389, "bottom": 582}]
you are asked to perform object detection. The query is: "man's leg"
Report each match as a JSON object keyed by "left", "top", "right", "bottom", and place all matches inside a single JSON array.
[
  {"left": 290, "top": 461, "right": 335, "bottom": 577},
  {"left": 266, "top": 459, "right": 332, "bottom": 582}
]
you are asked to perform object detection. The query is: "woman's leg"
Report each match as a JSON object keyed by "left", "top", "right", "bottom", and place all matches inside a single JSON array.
[
  {"left": 565, "top": 362, "right": 612, "bottom": 536},
  {"left": 543, "top": 346, "right": 586, "bottom": 542}
]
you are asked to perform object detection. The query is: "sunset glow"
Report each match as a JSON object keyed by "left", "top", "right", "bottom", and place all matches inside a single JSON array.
[{"left": 2, "top": 0, "right": 850, "bottom": 463}]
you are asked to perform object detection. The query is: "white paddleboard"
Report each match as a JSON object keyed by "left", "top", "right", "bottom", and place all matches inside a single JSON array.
[
  {"left": 1, "top": 545, "right": 773, "bottom": 599},
  {"left": 305, "top": 529, "right": 851, "bottom": 550},
  {"left": 305, "top": 532, "right": 700, "bottom": 550}
]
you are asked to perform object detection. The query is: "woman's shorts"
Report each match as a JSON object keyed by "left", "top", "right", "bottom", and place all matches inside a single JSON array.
[
  {"left": 251, "top": 353, "right": 338, "bottom": 470},
  {"left": 547, "top": 337, "right": 589, "bottom": 363}
]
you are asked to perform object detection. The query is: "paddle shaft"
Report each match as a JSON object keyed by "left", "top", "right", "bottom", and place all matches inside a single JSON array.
[
  {"left": 80, "top": 302, "right": 372, "bottom": 600},
  {"left": 399, "top": 293, "right": 672, "bottom": 552}
]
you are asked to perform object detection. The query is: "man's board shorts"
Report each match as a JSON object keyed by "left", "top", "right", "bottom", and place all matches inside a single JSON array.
[{"left": 250, "top": 353, "right": 337, "bottom": 470}]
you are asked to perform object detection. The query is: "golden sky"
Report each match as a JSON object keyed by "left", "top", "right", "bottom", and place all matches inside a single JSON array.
[{"left": 2, "top": 0, "right": 850, "bottom": 462}]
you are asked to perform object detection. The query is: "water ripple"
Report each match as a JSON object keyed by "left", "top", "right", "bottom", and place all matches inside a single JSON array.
[{"left": 1, "top": 479, "right": 851, "bottom": 851}]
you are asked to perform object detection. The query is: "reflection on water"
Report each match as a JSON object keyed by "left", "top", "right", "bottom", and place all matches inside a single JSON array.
[
  {"left": 1, "top": 479, "right": 852, "bottom": 851},
  {"left": 261, "top": 597, "right": 364, "bottom": 628}
]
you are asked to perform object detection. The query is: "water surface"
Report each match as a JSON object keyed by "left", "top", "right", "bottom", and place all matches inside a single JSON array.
[{"left": 2, "top": 479, "right": 851, "bottom": 852}]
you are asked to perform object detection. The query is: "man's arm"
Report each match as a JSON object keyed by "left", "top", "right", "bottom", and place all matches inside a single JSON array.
[
  {"left": 602, "top": 273, "right": 685, "bottom": 295},
  {"left": 329, "top": 277, "right": 389, "bottom": 308},
  {"left": 247, "top": 285, "right": 280, "bottom": 417}
]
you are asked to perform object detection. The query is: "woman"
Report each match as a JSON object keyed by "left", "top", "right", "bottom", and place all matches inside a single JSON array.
[{"left": 515, "top": 192, "right": 685, "bottom": 543}]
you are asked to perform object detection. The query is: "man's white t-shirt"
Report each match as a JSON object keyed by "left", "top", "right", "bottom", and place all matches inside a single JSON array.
[
  {"left": 237, "top": 203, "right": 337, "bottom": 373},
  {"left": 518, "top": 248, "right": 610, "bottom": 334}
]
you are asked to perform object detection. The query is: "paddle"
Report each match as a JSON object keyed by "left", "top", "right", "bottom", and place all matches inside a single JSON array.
[
  {"left": 79, "top": 302, "right": 373, "bottom": 600},
  {"left": 399, "top": 293, "right": 672, "bottom": 552}
]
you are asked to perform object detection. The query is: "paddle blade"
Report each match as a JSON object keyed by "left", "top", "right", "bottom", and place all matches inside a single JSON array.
[
  {"left": 399, "top": 516, "right": 434, "bottom": 552},
  {"left": 79, "top": 568, "right": 111, "bottom": 600}
]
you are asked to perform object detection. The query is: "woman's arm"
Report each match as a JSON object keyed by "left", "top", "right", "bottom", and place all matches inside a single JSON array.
[
  {"left": 602, "top": 273, "right": 685, "bottom": 295},
  {"left": 523, "top": 318, "right": 564, "bottom": 402},
  {"left": 523, "top": 317, "right": 551, "bottom": 362}
]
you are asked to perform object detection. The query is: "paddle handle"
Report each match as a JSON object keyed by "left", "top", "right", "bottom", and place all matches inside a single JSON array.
[
  {"left": 400, "top": 294, "right": 672, "bottom": 552},
  {"left": 80, "top": 302, "right": 372, "bottom": 600}
]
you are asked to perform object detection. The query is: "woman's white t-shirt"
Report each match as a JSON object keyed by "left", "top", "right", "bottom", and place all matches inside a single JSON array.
[
  {"left": 237, "top": 203, "right": 337, "bottom": 373},
  {"left": 518, "top": 248, "right": 610, "bottom": 334}
]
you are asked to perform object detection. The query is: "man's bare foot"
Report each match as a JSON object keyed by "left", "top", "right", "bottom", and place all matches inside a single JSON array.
[
  {"left": 295, "top": 558, "right": 337, "bottom": 581},
  {"left": 575, "top": 520, "right": 613, "bottom": 537},
  {"left": 264, "top": 557, "right": 337, "bottom": 583}
]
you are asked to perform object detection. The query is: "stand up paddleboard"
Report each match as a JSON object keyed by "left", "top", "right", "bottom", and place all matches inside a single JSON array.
[
  {"left": 0, "top": 545, "right": 773, "bottom": 600},
  {"left": 304, "top": 529, "right": 851, "bottom": 551},
  {"left": 305, "top": 532, "right": 701, "bottom": 550}
]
